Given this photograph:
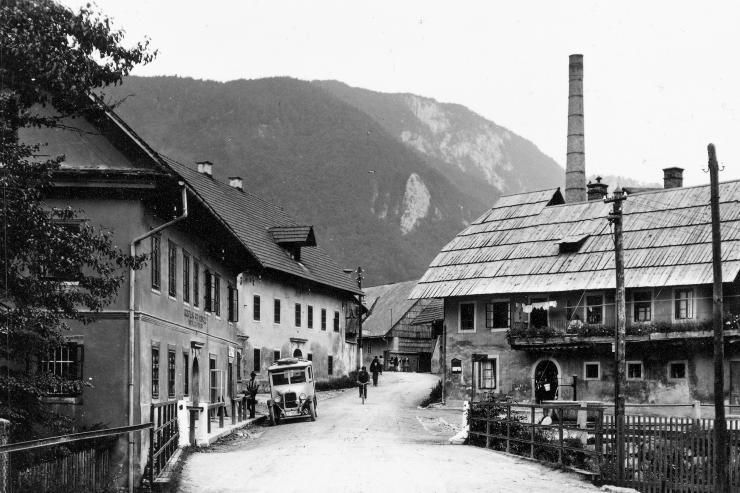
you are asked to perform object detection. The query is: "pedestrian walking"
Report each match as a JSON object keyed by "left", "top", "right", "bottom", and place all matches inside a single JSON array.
[
  {"left": 370, "top": 356, "right": 382, "bottom": 386},
  {"left": 246, "top": 371, "right": 259, "bottom": 418}
]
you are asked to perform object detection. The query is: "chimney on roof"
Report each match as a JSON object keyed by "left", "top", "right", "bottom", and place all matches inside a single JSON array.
[
  {"left": 663, "top": 167, "right": 684, "bottom": 189},
  {"left": 587, "top": 176, "right": 608, "bottom": 201},
  {"left": 196, "top": 160, "right": 213, "bottom": 177},
  {"left": 228, "top": 176, "right": 243, "bottom": 192},
  {"left": 565, "top": 54, "right": 587, "bottom": 203}
]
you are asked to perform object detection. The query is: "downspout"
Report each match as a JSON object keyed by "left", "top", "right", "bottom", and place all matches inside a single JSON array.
[{"left": 128, "top": 184, "right": 188, "bottom": 492}]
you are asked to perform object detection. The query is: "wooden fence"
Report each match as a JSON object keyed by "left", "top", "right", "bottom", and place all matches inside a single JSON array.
[
  {"left": 601, "top": 415, "right": 740, "bottom": 492},
  {"left": 0, "top": 422, "right": 152, "bottom": 493},
  {"left": 468, "top": 401, "right": 740, "bottom": 492}
]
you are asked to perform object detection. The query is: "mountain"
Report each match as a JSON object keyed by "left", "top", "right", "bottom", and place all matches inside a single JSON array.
[{"left": 104, "top": 76, "right": 564, "bottom": 285}]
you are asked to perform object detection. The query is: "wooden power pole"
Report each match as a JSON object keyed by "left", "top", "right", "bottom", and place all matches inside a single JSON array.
[
  {"left": 606, "top": 187, "right": 627, "bottom": 484},
  {"left": 708, "top": 143, "right": 729, "bottom": 492}
]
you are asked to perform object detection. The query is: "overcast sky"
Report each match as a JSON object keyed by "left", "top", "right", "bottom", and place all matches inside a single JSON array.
[{"left": 64, "top": 0, "right": 740, "bottom": 187}]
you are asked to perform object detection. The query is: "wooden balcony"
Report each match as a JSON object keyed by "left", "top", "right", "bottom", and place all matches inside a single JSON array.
[{"left": 507, "top": 317, "right": 740, "bottom": 349}]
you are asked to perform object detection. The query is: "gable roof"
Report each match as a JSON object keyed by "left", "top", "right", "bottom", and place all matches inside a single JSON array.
[
  {"left": 362, "top": 280, "right": 420, "bottom": 337},
  {"left": 162, "top": 157, "right": 360, "bottom": 295},
  {"left": 410, "top": 299, "right": 444, "bottom": 325},
  {"left": 26, "top": 97, "right": 360, "bottom": 296},
  {"left": 410, "top": 181, "right": 740, "bottom": 299}
]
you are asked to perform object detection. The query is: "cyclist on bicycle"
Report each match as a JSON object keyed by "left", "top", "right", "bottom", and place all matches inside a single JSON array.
[{"left": 358, "top": 366, "right": 370, "bottom": 399}]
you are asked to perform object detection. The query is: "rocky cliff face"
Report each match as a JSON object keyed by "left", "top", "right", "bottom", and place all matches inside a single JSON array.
[{"left": 105, "top": 76, "right": 564, "bottom": 284}]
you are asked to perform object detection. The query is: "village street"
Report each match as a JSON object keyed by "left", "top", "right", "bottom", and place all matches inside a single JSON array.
[{"left": 178, "top": 373, "right": 600, "bottom": 493}]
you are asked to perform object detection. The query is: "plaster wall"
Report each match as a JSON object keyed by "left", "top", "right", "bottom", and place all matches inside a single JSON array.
[{"left": 237, "top": 274, "right": 356, "bottom": 384}]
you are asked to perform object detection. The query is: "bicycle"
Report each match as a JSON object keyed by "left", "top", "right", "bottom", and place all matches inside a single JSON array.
[{"left": 357, "top": 381, "right": 369, "bottom": 405}]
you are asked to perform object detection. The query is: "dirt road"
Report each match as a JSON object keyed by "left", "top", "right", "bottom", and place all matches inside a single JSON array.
[{"left": 179, "top": 372, "right": 599, "bottom": 493}]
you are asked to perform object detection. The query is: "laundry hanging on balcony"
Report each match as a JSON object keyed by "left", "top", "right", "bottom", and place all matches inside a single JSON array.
[{"left": 520, "top": 300, "right": 557, "bottom": 313}]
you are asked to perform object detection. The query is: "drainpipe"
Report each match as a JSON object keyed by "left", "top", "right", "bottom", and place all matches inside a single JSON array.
[{"left": 127, "top": 184, "right": 188, "bottom": 492}]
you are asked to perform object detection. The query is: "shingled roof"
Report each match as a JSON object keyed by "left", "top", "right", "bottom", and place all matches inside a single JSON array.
[
  {"left": 410, "top": 182, "right": 740, "bottom": 299},
  {"left": 362, "top": 280, "right": 420, "bottom": 337},
  {"left": 162, "top": 157, "right": 361, "bottom": 295}
]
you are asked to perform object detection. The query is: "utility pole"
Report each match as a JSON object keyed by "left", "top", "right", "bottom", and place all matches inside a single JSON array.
[
  {"left": 605, "top": 187, "right": 627, "bottom": 485},
  {"left": 441, "top": 322, "right": 447, "bottom": 405},
  {"left": 708, "top": 143, "right": 728, "bottom": 492}
]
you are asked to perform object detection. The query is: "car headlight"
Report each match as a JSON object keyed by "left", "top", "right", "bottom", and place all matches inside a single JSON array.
[
  {"left": 274, "top": 394, "right": 282, "bottom": 403},
  {"left": 299, "top": 393, "right": 307, "bottom": 400}
]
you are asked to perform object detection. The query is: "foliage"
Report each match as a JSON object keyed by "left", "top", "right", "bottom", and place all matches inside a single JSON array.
[
  {"left": 0, "top": 0, "right": 153, "bottom": 439},
  {"left": 468, "top": 397, "right": 596, "bottom": 472},
  {"left": 315, "top": 371, "right": 358, "bottom": 392},
  {"left": 419, "top": 378, "right": 454, "bottom": 407}
]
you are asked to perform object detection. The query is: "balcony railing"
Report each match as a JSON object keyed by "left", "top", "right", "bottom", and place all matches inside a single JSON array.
[{"left": 507, "top": 313, "right": 740, "bottom": 347}]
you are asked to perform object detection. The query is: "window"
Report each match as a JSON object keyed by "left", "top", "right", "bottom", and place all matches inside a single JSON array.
[
  {"left": 459, "top": 302, "right": 475, "bottom": 332},
  {"left": 630, "top": 291, "right": 651, "bottom": 322},
  {"left": 675, "top": 289, "right": 694, "bottom": 320},
  {"left": 152, "top": 345, "right": 160, "bottom": 399},
  {"left": 167, "top": 349, "right": 176, "bottom": 398},
  {"left": 253, "top": 295, "right": 261, "bottom": 320},
  {"left": 566, "top": 300, "right": 581, "bottom": 321},
  {"left": 307, "top": 306, "right": 314, "bottom": 329},
  {"left": 193, "top": 260, "right": 200, "bottom": 308},
  {"left": 204, "top": 270, "right": 213, "bottom": 312},
  {"left": 307, "top": 353, "right": 312, "bottom": 361},
  {"left": 236, "top": 352, "right": 242, "bottom": 381},
  {"left": 214, "top": 274, "right": 221, "bottom": 316},
  {"left": 586, "top": 295, "right": 603, "bottom": 324},
  {"left": 228, "top": 285, "right": 238, "bottom": 322},
  {"left": 485, "top": 301, "right": 509, "bottom": 329},
  {"left": 584, "top": 362, "right": 600, "bottom": 380},
  {"left": 668, "top": 361, "right": 687, "bottom": 380},
  {"left": 627, "top": 361, "right": 643, "bottom": 381},
  {"left": 328, "top": 355, "right": 333, "bottom": 375},
  {"left": 151, "top": 236, "right": 161, "bottom": 290},
  {"left": 183, "top": 353, "right": 189, "bottom": 395},
  {"left": 168, "top": 241, "right": 177, "bottom": 298},
  {"left": 253, "top": 348, "right": 261, "bottom": 372},
  {"left": 183, "top": 252, "right": 191, "bottom": 303},
  {"left": 321, "top": 309, "right": 327, "bottom": 330},
  {"left": 274, "top": 299, "right": 281, "bottom": 324},
  {"left": 41, "top": 342, "right": 84, "bottom": 396},
  {"left": 333, "top": 311, "right": 340, "bottom": 332},
  {"left": 273, "top": 350, "right": 281, "bottom": 362},
  {"left": 295, "top": 303, "right": 301, "bottom": 327},
  {"left": 477, "top": 358, "right": 497, "bottom": 390}
]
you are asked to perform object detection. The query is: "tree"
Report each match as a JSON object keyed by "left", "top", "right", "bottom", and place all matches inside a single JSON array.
[{"left": 0, "top": 0, "right": 155, "bottom": 439}]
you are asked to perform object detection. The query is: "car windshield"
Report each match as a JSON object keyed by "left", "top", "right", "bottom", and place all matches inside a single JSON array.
[
  {"left": 271, "top": 371, "right": 289, "bottom": 386},
  {"left": 289, "top": 369, "right": 306, "bottom": 383}
]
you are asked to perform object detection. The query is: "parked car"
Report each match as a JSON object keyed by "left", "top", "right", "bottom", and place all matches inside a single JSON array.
[{"left": 266, "top": 358, "right": 317, "bottom": 425}]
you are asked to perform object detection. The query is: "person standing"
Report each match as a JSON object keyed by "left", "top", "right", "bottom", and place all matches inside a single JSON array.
[
  {"left": 246, "top": 371, "right": 259, "bottom": 418},
  {"left": 369, "top": 356, "right": 382, "bottom": 386},
  {"left": 358, "top": 366, "right": 370, "bottom": 399}
]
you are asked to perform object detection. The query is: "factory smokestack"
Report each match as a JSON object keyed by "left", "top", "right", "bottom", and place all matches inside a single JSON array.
[{"left": 565, "top": 54, "right": 587, "bottom": 203}]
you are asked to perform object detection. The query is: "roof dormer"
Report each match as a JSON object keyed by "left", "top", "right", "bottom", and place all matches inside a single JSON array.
[{"left": 269, "top": 225, "right": 316, "bottom": 262}]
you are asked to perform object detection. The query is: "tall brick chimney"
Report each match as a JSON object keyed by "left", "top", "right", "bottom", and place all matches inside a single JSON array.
[
  {"left": 663, "top": 167, "right": 684, "bottom": 189},
  {"left": 565, "top": 54, "right": 587, "bottom": 203}
]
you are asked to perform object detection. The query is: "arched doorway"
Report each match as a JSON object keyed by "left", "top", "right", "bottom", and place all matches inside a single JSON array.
[
  {"left": 533, "top": 359, "right": 559, "bottom": 402},
  {"left": 293, "top": 349, "right": 303, "bottom": 358}
]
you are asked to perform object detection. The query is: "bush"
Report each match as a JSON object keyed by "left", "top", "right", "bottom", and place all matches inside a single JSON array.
[{"left": 315, "top": 371, "right": 357, "bottom": 392}]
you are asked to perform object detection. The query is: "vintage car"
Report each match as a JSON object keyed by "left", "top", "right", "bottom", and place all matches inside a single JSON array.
[{"left": 266, "top": 358, "right": 317, "bottom": 425}]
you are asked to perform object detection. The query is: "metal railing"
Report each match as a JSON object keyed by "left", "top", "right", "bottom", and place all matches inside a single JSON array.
[{"left": 148, "top": 400, "right": 179, "bottom": 484}]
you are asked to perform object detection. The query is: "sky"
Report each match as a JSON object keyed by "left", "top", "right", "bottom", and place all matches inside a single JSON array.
[{"left": 64, "top": 0, "right": 740, "bottom": 187}]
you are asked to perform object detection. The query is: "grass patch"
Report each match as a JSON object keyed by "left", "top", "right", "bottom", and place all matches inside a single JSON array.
[{"left": 420, "top": 379, "right": 449, "bottom": 407}]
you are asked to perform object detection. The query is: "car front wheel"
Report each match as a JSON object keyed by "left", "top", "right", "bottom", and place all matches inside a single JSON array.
[{"left": 308, "top": 400, "right": 316, "bottom": 421}]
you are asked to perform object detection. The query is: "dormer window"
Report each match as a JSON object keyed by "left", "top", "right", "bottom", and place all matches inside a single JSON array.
[
  {"left": 557, "top": 234, "right": 589, "bottom": 253},
  {"left": 269, "top": 225, "right": 317, "bottom": 262}
]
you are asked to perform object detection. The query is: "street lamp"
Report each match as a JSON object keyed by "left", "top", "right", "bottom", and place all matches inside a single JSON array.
[{"left": 343, "top": 266, "right": 364, "bottom": 372}]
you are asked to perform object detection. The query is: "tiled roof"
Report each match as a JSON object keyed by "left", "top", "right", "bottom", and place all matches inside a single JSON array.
[
  {"left": 362, "top": 280, "right": 420, "bottom": 337},
  {"left": 162, "top": 157, "right": 361, "bottom": 295},
  {"left": 411, "top": 182, "right": 740, "bottom": 299}
]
